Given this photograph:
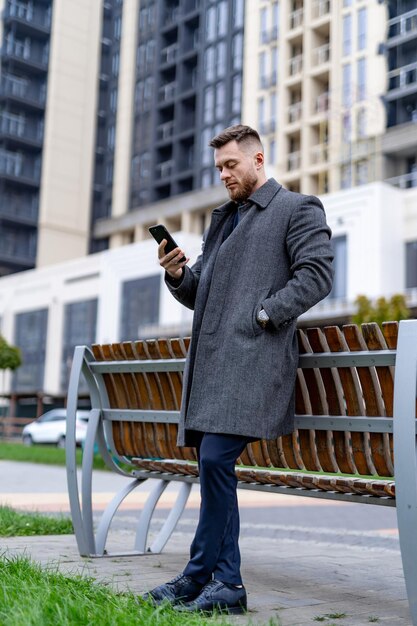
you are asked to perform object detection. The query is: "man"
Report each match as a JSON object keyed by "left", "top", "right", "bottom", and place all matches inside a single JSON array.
[{"left": 143, "top": 125, "right": 333, "bottom": 614}]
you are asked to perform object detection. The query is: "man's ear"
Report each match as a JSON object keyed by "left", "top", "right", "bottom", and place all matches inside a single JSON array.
[{"left": 255, "top": 151, "right": 264, "bottom": 169}]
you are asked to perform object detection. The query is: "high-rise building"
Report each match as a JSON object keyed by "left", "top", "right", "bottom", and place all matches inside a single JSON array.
[{"left": 0, "top": 0, "right": 416, "bottom": 274}]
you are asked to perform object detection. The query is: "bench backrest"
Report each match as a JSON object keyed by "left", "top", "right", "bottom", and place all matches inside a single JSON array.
[{"left": 78, "top": 321, "right": 417, "bottom": 481}]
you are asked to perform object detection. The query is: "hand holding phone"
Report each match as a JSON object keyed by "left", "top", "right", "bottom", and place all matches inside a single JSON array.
[{"left": 149, "top": 224, "right": 188, "bottom": 279}]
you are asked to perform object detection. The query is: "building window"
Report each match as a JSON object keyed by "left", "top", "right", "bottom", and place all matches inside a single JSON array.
[
  {"left": 112, "top": 52, "right": 120, "bottom": 76},
  {"left": 258, "top": 97, "right": 265, "bottom": 130},
  {"left": 329, "top": 235, "right": 347, "bottom": 299},
  {"left": 260, "top": 7, "right": 268, "bottom": 44},
  {"left": 218, "top": 1, "right": 228, "bottom": 37},
  {"left": 258, "top": 51, "right": 267, "bottom": 88},
  {"left": 110, "top": 88, "right": 118, "bottom": 112},
  {"left": 120, "top": 275, "right": 160, "bottom": 340},
  {"left": 357, "top": 107, "right": 366, "bottom": 138},
  {"left": 114, "top": 16, "right": 122, "bottom": 40},
  {"left": 233, "top": 0, "right": 244, "bottom": 28},
  {"left": 270, "top": 91, "right": 277, "bottom": 129},
  {"left": 406, "top": 241, "right": 417, "bottom": 288},
  {"left": 107, "top": 125, "right": 115, "bottom": 149},
  {"left": 342, "top": 64, "right": 351, "bottom": 108},
  {"left": 61, "top": 299, "right": 98, "bottom": 391},
  {"left": 202, "top": 127, "right": 212, "bottom": 165},
  {"left": 269, "top": 139, "right": 276, "bottom": 164},
  {"left": 105, "top": 160, "right": 114, "bottom": 184},
  {"left": 356, "top": 160, "right": 368, "bottom": 185},
  {"left": 201, "top": 168, "right": 213, "bottom": 188},
  {"left": 232, "top": 33, "right": 243, "bottom": 71},
  {"left": 203, "top": 86, "right": 214, "bottom": 123},
  {"left": 13, "top": 309, "right": 48, "bottom": 392},
  {"left": 205, "top": 46, "right": 215, "bottom": 81},
  {"left": 215, "top": 82, "right": 226, "bottom": 120},
  {"left": 358, "top": 8, "right": 367, "bottom": 50},
  {"left": 357, "top": 58, "right": 366, "bottom": 101},
  {"left": 272, "top": 3, "right": 279, "bottom": 37},
  {"left": 216, "top": 42, "right": 227, "bottom": 78},
  {"left": 271, "top": 46, "right": 278, "bottom": 85},
  {"left": 343, "top": 14, "right": 351, "bottom": 56},
  {"left": 232, "top": 74, "right": 242, "bottom": 114},
  {"left": 341, "top": 164, "right": 352, "bottom": 189},
  {"left": 206, "top": 6, "right": 216, "bottom": 41}
]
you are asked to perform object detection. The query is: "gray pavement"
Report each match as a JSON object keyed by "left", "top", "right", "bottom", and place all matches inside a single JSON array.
[{"left": 0, "top": 461, "right": 412, "bottom": 625}]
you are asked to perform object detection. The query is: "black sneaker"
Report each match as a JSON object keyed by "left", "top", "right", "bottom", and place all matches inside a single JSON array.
[
  {"left": 174, "top": 580, "right": 247, "bottom": 614},
  {"left": 141, "top": 573, "right": 204, "bottom": 606}
]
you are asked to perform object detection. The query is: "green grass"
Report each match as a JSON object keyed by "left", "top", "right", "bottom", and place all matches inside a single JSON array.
[
  {"left": 0, "top": 505, "right": 73, "bottom": 537},
  {"left": 0, "top": 442, "right": 107, "bottom": 470},
  {"left": 0, "top": 554, "right": 238, "bottom": 626}
]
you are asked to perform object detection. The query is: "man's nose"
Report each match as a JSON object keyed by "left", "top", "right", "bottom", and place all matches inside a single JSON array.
[{"left": 220, "top": 169, "right": 229, "bottom": 181}]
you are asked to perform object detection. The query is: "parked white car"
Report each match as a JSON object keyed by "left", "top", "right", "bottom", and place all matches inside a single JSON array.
[{"left": 22, "top": 409, "right": 90, "bottom": 448}]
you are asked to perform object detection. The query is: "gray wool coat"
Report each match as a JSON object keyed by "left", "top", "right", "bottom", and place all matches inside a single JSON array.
[{"left": 166, "top": 178, "right": 334, "bottom": 447}]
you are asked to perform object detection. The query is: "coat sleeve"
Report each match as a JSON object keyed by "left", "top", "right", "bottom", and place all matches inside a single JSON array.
[
  {"left": 261, "top": 195, "right": 334, "bottom": 327},
  {"left": 164, "top": 242, "right": 204, "bottom": 311}
]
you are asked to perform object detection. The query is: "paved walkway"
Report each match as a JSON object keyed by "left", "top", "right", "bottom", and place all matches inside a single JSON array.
[{"left": 0, "top": 461, "right": 412, "bottom": 625}]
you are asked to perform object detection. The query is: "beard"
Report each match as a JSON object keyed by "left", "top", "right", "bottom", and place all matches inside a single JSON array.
[{"left": 227, "top": 171, "right": 258, "bottom": 203}]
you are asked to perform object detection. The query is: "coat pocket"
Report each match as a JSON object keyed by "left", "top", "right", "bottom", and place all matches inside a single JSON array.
[{"left": 236, "top": 287, "right": 271, "bottom": 338}]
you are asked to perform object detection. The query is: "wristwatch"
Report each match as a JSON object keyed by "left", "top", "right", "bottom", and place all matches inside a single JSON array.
[{"left": 256, "top": 308, "right": 270, "bottom": 329}]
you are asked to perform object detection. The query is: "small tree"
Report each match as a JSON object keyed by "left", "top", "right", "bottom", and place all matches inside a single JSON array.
[
  {"left": 0, "top": 336, "right": 22, "bottom": 417},
  {"left": 352, "top": 293, "right": 410, "bottom": 326}
]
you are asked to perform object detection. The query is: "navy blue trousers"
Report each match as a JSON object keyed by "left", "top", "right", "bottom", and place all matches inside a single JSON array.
[{"left": 182, "top": 432, "right": 253, "bottom": 586}]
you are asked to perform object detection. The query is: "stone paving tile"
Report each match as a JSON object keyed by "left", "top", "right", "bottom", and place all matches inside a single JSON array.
[{"left": 2, "top": 531, "right": 412, "bottom": 626}]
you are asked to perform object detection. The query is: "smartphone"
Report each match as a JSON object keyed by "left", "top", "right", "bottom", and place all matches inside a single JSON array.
[{"left": 148, "top": 224, "right": 186, "bottom": 262}]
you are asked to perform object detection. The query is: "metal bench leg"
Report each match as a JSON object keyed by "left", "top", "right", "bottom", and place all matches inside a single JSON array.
[
  {"left": 394, "top": 320, "right": 417, "bottom": 626},
  {"left": 148, "top": 481, "right": 192, "bottom": 553},
  {"left": 95, "top": 478, "right": 144, "bottom": 555},
  {"left": 134, "top": 479, "right": 170, "bottom": 552}
]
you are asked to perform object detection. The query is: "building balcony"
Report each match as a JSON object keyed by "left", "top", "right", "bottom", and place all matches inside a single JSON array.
[
  {"left": 289, "top": 8, "right": 303, "bottom": 30},
  {"left": 289, "top": 54, "right": 303, "bottom": 77},
  {"left": 156, "top": 159, "right": 174, "bottom": 179},
  {"left": 157, "top": 120, "right": 175, "bottom": 142},
  {"left": 310, "top": 143, "right": 329, "bottom": 165},
  {"left": 161, "top": 43, "right": 179, "bottom": 65},
  {"left": 3, "top": 1, "right": 51, "bottom": 37},
  {"left": 315, "top": 91, "right": 330, "bottom": 114},
  {"left": 388, "top": 8, "right": 417, "bottom": 46},
  {"left": 385, "top": 172, "right": 417, "bottom": 189},
  {"left": 2, "top": 37, "right": 49, "bottom": 73},
  {"left": 159, "top": 82, "right": 176, "bottom": 103},
  {"left": 288, "top": 150, "right": 301, "bottom": 171},
  {"left": 0, "top": 149, "right": 40, "bottom": 187},
  {"left": 312, "top": 0, "right": 330, "bottom": 21},
  {"left": 387, "top": 61, "right": 417, "bottom": 99},
  {"left": 0, "top": 114, "right": 43, "bottom": 148},
  {"left": 163, "top": 5, "right": 180, "bottom": 29},
  {"left": 312, "top": 43, "right": 330, "bottom": 67},
  {"left": 0, "top": 197, "right": 39, "bottom": 224},
  {"left": 288, "top": 101, "right": 302, "bottom": 124},
  {"left": 0, "top": 74, "right": 46, "bottom": 110}
]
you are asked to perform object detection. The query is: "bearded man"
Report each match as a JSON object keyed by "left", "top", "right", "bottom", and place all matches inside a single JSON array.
[{"left": 143, "top": 124, "right": 334, "bottom": 614}]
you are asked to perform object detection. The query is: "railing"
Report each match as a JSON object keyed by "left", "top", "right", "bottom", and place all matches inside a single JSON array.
[
  {"left": 0, "top": 113, "right": 43, "bottom": 143},
  {"left": 316, "top": 91, "right": 330, "bottom": 113},
  {"left": 156, "top": 159, "right": 174, "bottom": 179},
  {"left": 164, "top": 5, "right": 180, "bottom": 27},
  {"left": 388, "top": 8, "right": 417, "bottom": 39},
  {"left": 161, "top": 43, "right": 178, "bottom": 65},
  {"left": 0, "top": 74, "right": 46, "bottom": 106},
  {"left": 310, "top": 143, "right": 329, "bottom": 164},
  {"left": 259, "top": 71, "right": 277, "bottom": 89},
  {"left": 313, "top": 43, "right": 330, "bottom": 66},
  {"left": 5, "top": 1, "right": 51, "bottom": 29},
  {"left": 157, "top": 120, "right": 175, "bottom": 141},
  {"left": 288, "top": 150, "right": 301, "bottom": 171},
  {"left": 4, "top": 36, "right": 49, "bottom": 67},
  {"left": 0, "top": 197, "right": 38, "bottom": 221},
  {"left": 261, "top": 26, "right": 278, "bottom": 44},
  {"left": 288, "top": 101, "right": 302, "bottom": 123},
  {"left": 388, "top": 61, "right": 417, "bottom": 91},
  {"left": 159, "top": 82, "right": 176, "bottom": 102},
  {"left": 312, "top": 0, "right": 330, "bottom": 20},
  {"left": 289, "top": 54, "right": 303, "bottom": 76},
  {"left": 385, "top": 172, "right": 417, "bottom": 189},
  {"left": 289, "top": 8, "right": 303, "bottom": 29},
  {"left": 0, "top": 149, "right": 40, "bottom": 182}
]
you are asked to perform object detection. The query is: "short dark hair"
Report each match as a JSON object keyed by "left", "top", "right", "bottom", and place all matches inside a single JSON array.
[{"left": 209, "top": 124, "right": 263, "bottom": 150}]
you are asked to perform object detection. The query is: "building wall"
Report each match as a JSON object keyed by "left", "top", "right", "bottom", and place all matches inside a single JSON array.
[
  {"left": 36, "top": 0, "right": 103, "bottom": 266},
  {"left": 0, "top": 232, "right": 201, "bottom": 396}
]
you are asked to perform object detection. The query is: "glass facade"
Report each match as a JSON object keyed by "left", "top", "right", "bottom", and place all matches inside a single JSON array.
[
  {"left": 120, "top": 275, "right": 160, "bottom": 340},
  {"left": 13, "top": 308, "right": 48, "bottom": 391},
  {"left": 61, "top": 299, "right": 98, "bottom": 391}
]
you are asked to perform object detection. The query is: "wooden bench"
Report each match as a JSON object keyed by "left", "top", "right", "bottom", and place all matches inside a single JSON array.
[{"left": 65, "top": 319, "right": 417, "bottom": 624}]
